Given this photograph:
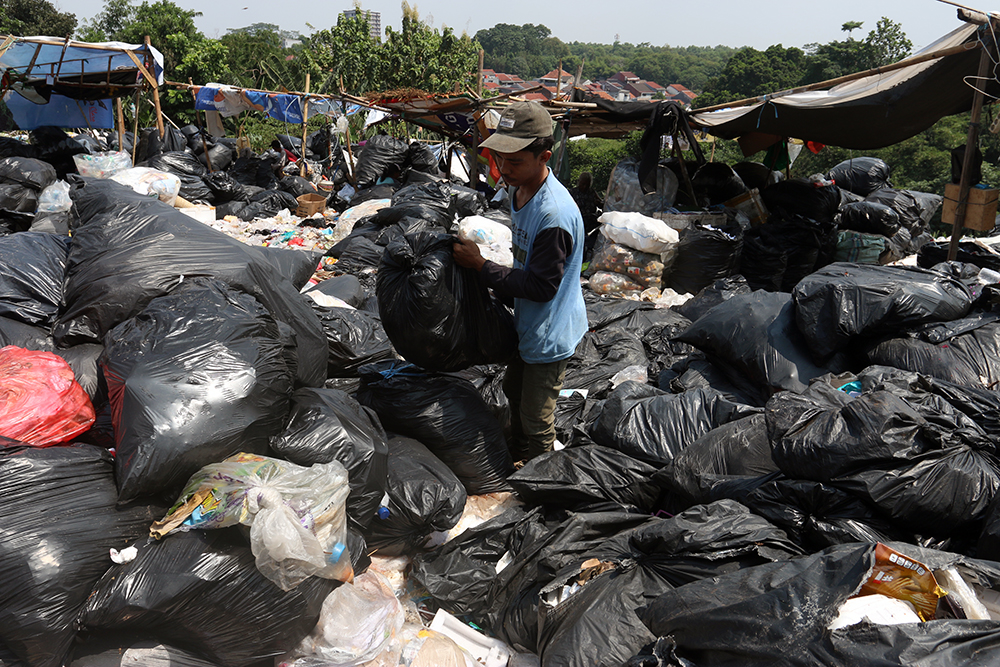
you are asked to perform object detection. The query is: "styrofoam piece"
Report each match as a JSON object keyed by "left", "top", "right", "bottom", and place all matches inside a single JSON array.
[
  {"left": 429, "top": 609, "right": 513, "bottom": 667},
  {"left": 972, "top": 584, "right": 1000, "bottom": 621},
  {"left": 828, "top": 594, "right": 921, "bottom": 630},
  {"left": 936, "top": 567, "right": 991, "bottom": 620}
]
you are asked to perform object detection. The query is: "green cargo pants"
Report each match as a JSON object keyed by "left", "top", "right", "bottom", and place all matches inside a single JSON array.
[{"left": 503, "top": 355, "right": 569, "bottom": 461}]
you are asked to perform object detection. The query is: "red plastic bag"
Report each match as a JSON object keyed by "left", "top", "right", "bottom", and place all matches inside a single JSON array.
[{"left": 0, "top": 345, "right": 95, "bottom": 446}]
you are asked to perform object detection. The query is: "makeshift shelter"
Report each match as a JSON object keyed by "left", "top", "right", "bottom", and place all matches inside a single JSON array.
[{"left": 0, "top": 36, "right": 165, "bottom": 131}]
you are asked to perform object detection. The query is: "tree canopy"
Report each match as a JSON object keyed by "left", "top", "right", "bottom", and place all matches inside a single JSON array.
[{"left": 1, "top": 0, "right": 76, "bottom": 38}]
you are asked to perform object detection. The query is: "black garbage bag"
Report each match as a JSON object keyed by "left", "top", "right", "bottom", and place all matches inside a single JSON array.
[
  {"left": 589, "top": 382, "right": 759, "bottom": 466},
  {"left": 203, "top": 171, "right": 251, "bottom": 203},
  {"left": 66, "top": 638, "right": 223, "bottom": 667},
  {"left": 199, "top": 143, "right": 233, "bottom": 171},
  {"left": 563, "top": 327, "right": 648, "bottom": 399},
  {"left": 664, "top": 355, "right": 763, "bottom": 408},
  {"left": 792, "top": 263, "right": 974, "bottom": 360},
  {"left": 637, "top": 542, "right": 1000, "bottom": 667},
  {"left": 335, "top": 236, "right": 384, "bottom": 274},
  {"left": 0, "top": 156, "right": 57, "bottom": 192},
  {"left": 0, "top": 444, "right": 159, "bottom": 667},
  {"left": 274, "top": 134, "right": 303, "bottom": 158},
  {"left": 77, "top": 529, "right": 338, "bottom": 667},
  {"left": 229, "top": 152, "right": 281, "bottom": 189},
  {"left": 677, "top": 291, "right": 830, "bottom": 405},
  {"left": 732, "top": 161, "right": 783, "bottom": 191},
  {"left": 349, "top": 184, "right": 398, "bottom": 207},
  {"left": 449, "top": 183, "right": 488, "bottom": 222},
  {"left": 101, "top": 278, "right": 293, "bottom": 503},
  {"left": 838, "top": 200, "right": 901, "bottom": 237},
  {"left": 690, "top": 162, "right": 747, "bottom": 207},
  {"left": 362, "top": 435, "right": 466, "bottom": 556},
  {"left": 377, "top": 232, "right": 517, "bottom": 372},
  {"left": 30, "top": 208, "right": 73, "bottom": 235},
  {"left": 660, "top": 413, "right": 778, "bottom": 505},
  {"left": 279, "top": 175, "right": 317, "bottom": 198},
  {"left": 508, "top": 445, "right": 660, "bottom": 512},
  {"left": 59, "top": 178, "right": 327, "bottom": 386},
  {"left": 0, "top": 232, "right": 68, "bottom": 327},
  {"left": 30, "top": 127, "right": 90, "bottom": 177},
  {"left": 865, "top": 319, "right": 1000, "bottom": 389},
  {"left": 584, "top": 291, "right": 652, "bottom": 330},
  {"left": 134, "top": 127, "right": 187, "bottom": 163},
  {"left": 534, "top": 501, "right": 801, "bottom": 667},
  {"left": 237, "top": 189, "right": 299, "bottom": 220},
  {"left": 356, "top": 360, "right": 514, "bottom": 494},
  {"left": 918, "top": 240, "right": 1000, "bottom": 272},
  {"left": 0, "top": 136, "right": 36, "bottom": 158},
  {"left": 270, "top": 387, "right": 388, "bottom": 530},
  {"left": 405, "top": 141, "right": 440, "bottom": 174},
  {"left": 753, "top": 215, "right": 839, "bottom": 292},
  {"left": 768, "top": 378, "right": 1000, "bottom": 535},
  {"left": 305, "top": 274, "right": 366, "bottom": 308},
  {"left": 668, "top": 224, "right": 743, "bottom": 296},
  {"left": 0, "top": 316, "right": 104, "bottom": 402},
  {"left": 674, "top": 274, "right": 751, "bottom": 322},
  {"left": 307, "top": 127, "right": 338, "bottom": 161},
  {"left": 143, "top": 151, "right": 212, "bottom": 204},
  {"left": 761, "top": 179, "right": 841, "bottom": 223},
  {"left": 310, "top": 302, "right": 395, "bottom": 377},
  {"left": 827, "top": 157, "right": 891, "bottom": 196},
  {"left": 0, "top": 183, "right": 37, "bottom": 213},
  {"left": 375, "top": 181, "right": 455, "bottom": 228},
  {"left": 454, "top": 363, "right": 511, "bottom": 436},
  {"left": 259, "top": 247, "right": 319, "bottom": 290},
  {"left": 354, "top": 134, "right": 409, "bottom": 190},
  {"left": 740, "top": 477, "right": 905, "bottom": 550},
  {"left": 866, "top": 187, "right": 942, "bottom": 237},
  {"left": 739, "top": 229, "right": 788, "bottom": 292}
]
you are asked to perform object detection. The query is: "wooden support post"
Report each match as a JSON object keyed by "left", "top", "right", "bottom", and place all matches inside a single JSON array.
[
  {"left": 470, "top": 110, "right": 480, "bottom": 189},
  {"left": 188, "top": 77, "right": 213, "bottom": 172},
  {"left": 300, "top": 73, "right": 311, "bottom": 178},
  {"left": 477, "top": 49, "right": 484, "bottom": 97},
  {"left": 115, "top": 97, "right": 125, "bottom": 155},
  {"left": 131, "top": 90, "right": 140, "bottom": 165},
  {"left": 948, "top": 39, "right": 993, "bottom": 260},
  {"left": 144, "top": 36, "right": 165, "bottom": 139},
  {"left": 339, "top": 77, "right": 357, "bottom": 187}
]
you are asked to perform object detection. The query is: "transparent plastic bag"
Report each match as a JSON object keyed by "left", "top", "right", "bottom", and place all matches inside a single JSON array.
[
  {"left": 36, "top": 180, "right": 72, "bottom": 213},
  {"left": 72, "top": 150, "right": 133, "bottom": 178},
  {"left": 604, "top": 158, "right": 679, "bottom": 216},
  {"left": 588, "top": 271, "right": 643, "bottom": 295},
  {"left": 458, "top": 215, "right": 514, "bottom": 268},
  {"left": 590, "top": 242, "right": 665, "bottom": 289},
  {"left": 110, "top": 166, "right": 182, "bottom": 205},
  {"left": 283, "top": 571, "right": 405, "bottom": 667},
  {"left": 598, "top": 210, "right": 680, "bottom": 256},
  {"left": 151, "top": 452, "right": 353, "bottom": 590}
]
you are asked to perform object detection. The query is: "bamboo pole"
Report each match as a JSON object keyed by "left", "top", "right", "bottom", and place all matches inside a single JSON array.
[
  {"left": 300, "top": 73, "right": 311, "bottom": 178},
  {"left": 130, "top": 90, "right": 140, "bottom": 164},
  {"left": 143, "top": 37, "right": 165, "bottom": 139},
  {"left": 115, "top": 97, "right": 125, "bottom": 154},
  {"left": 948, "top": 38, "right": 995, "bottom": 260},
  {"left": 692, "top": 41, "right": 980, "bottom": 115},
  {"left": 339, "top": 77, "right": 357, "bottom": 187}
]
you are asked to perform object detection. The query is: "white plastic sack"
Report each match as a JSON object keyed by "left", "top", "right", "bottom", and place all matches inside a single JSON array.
[
  {"left": 150, "top": 452, "right": 353, "bottom": 590},
  {"left": 36, "top": 180, "right": 72, "bottom": 213},
  {"left": 110, "top": 167, "right": 181, "bottom": 206},
  {"left": 284, "top": 571, "right": 405, "bottom": 666},
  {"left": 73, "top": 151, "right": 133, "bottom": 179},
  {"left": 458, "top": 215, "right": 514, "bottom": 267},
  {"left": 598, "top": 210, "right": 680, "bottom": 256}
]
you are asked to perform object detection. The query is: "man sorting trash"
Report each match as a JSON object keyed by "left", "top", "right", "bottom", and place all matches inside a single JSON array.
[{"left": 453, "top": 101, "right": 587, "bottom": 462}]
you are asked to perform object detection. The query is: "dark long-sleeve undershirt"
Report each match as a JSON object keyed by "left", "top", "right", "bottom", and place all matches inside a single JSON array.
[{"left": 480, "top": 227, "right": 572, "bottom": 305}]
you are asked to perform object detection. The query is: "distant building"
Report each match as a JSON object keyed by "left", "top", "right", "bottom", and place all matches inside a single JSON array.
[
  {"left": 496, "top": 72, "right": 526, "bottom": 91},
  {"left": 626, "top": 80, "right": 656, "bottom": 101},
  {"left": 342, "top": 9, "right": 381, "bottom": 40},
  {"left": 664, "top": 83, "right": 698, "bottom": 105},
  {"left": 609, "top": 71, "right": 640, "bottom": 86}
]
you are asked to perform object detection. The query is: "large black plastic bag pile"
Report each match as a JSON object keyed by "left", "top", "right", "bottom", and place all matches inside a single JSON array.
[
  {"left": 690, "top": 162, "right": 747, "bottom": 207},
  {"left": 377, "top": 232, "right": 517, "bottom": 372},
  {"left": 353, "top": 134, "right": 409, "bottom": 189},
  {"left": 563, "top": 326, "right": 648, "bottom": 399},
  {"left": 357, "top": 360, "right": 513, "bottom": 494},
  {"left": 768, "top": 373, "right": 1000, "bottom": 536},
  {"left": 270, "top": 387, "right": 388, "bottom": 530},
  {"left": 837, "top": 200, "right": 901, "bottom": 237},
  {"left": 30, "top": 126, "right": 90, "bottom": 178},
  {"left": 918, "top": 240, "right": 1000, "bottom": 272},
  {"left": 362, "top": 435, "right": 467, "bottom": 556},
  {"left": 0, "top": 444, "right": 158, "bottom": 667},
  {"left": 0, "top": 156, "right": 57, "bottom": 215},
  {"left": 668, "top": 223, "right": 743, "bottom": 295},
  {"left": 793, "top": 263, "right": 974, "bottom": 360},
  {"left": 677, "top": 291, "right": 830, "bottom": 405},
  {"left": 78, "top": 529, "right": 338, "bottom": 667},
  {"left": 636, "top": 542, "right": 1000, "bottom": 667},
  {"left": 374, "top": 180, "right": 457, "bottom": 228},
  {"left": 308, "top": 302, "right": 396, "bottom": 377},
  {"left": 589, "top": 382, "right": 759, "bottom": 466},
  {"left": 865, "top": 315, "right": 1000, "bottom": 387},
  {"left": 143, "top": 151, "right": 212, "bottom": 204},
  {"left": 507, "top": 445, "right": 660, "bottom": 512},
  {"left": 0, "top": 316, "right": 104, "bottom": 402},
  {"left": 58, "top": 178, "right": 326, "bottom": 386},
  {"left": 102, "top": 278, "right": 294, "bottom": 503},
  {"left": 0, "top": 232, "right": 68, "bottom": 327},
  {"left": 532, "top": 501, "right": 801, "bottom": 667},
  {"left": 866, "top": 188, "right": 942, "bottom": 252},
  {"left": 827, "top": 157, "right": 891, "bottom": 196}
]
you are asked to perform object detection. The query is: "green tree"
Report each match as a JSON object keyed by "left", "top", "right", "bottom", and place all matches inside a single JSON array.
[
  {"left": 861, "top": 16, "right": 912, "bottom": 68},
  {"left": 694, "top": 45, "right": 807, "bottom": 108},
  {"left": 1, "top": 0, "right": 76, "bottom": 37},
  {"left": 841, "top": 21, "right": 864, "bottom": 38},
  {"left": 76, "top": 0, "right": 134, "bottom": 40},
  {"left": 299, "top": 9, "right": 380, "bottom": 95},
  {"left": 381, "top": 2, "right": 480, "bottom": 93}
]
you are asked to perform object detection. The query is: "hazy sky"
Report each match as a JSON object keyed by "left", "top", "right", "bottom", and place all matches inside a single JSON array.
[{"left": 64, "top": 0, "right": 965, "bottom": 53}]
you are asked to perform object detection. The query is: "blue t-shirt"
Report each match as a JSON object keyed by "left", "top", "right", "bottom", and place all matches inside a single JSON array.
[{"left": 510, "top": 173, "right": 588, "bottom": 363}]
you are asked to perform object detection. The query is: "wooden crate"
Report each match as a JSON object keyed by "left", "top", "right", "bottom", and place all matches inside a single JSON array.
[{"left": 942, "top": 183, "right": 998, "bottom": 232}]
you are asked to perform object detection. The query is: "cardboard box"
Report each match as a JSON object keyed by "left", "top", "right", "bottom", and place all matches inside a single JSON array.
[
  {"left": 943, "top": 183, "right": 998, "bottom": 232},
  {"left": 296, "top": 192, "right": 326, "bottom": 218},
  {"left": 724, "top": 188, "right": 768, "bottom": 227}
]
